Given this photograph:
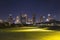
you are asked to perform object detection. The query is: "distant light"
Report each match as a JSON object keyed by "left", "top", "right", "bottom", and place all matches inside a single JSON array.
[
  {"left": 15, "top": 16, "right": 20, "bottom": 24},
  {"left": 48, "top": 14, "right": 51, "bottom": 16},
  {"left": 43, "top": 16, "right": 45, "bottom": 18},
  {"left": 26, "top": 22, "right": 31, "bottom": 24},
  {"left": 46, "top": 19, "right": 49, "bottom": 22},
  {"left": 0, "top": 19, "right": 3, "bottom": 23},
  {"left": 22, "top": 14, "right": 27, "bottom": 17},
  {"left": 24, "top": 14, "right": 27, "bottom": 17},
  {"left": 9, "top": 14, "right": 12, "bottom": 16}
]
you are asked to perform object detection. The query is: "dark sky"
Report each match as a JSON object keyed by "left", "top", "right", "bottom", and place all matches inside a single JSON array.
[{"left": 0, "top": 0, "right": 60, "bottom": 20}]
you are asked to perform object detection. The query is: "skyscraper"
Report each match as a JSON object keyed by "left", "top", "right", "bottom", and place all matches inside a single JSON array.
[
  {"left": 32, "top": 13, "right": 36, "bottom": 25},
  {"left": 48, "top": 14, "right": 52, "bottom": 21},
  {"left": 46, "top": 14, "right": 53, "bottom": 22},
  {"left": 7, "top": 14, "right": 13, "bottom": 25},
  {"left": 26, "top": 18, "right": 33, "bottom": 24},
  {"left": 20, "top": 14, "right": 28, "bottom": 24},
  {"left": 39, "top": 16, "right": 45, "bottom": 23},
  {"left": 15, "top": 16, "right": 21, "bottom": 24}
]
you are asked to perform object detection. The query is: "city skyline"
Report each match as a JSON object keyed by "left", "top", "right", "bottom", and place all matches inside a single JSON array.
[
  {"left": 0, "top": 13, "right": 56, "bottom": 23},
  {"left": 0, "top": 0, "right": 60, "bottom": 20}
]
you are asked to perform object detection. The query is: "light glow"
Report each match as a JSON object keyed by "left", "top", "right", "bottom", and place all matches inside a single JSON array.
[
  {"left": 42, "top": 32, "right": 60, "bottom": 40},
  {"left": 3, "top": 28, "right": 53, "bottom": 32}
]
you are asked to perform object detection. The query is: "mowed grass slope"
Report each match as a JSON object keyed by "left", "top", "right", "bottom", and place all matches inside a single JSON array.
[
  {"left": 0, "top": 26, "right": 53, "bottom": 32},
  {"left": 0, "top": 27, "right": 60, "bottom": 40},
  {"left": 0, "top": 32, "right": 58, "bottom": 40}
]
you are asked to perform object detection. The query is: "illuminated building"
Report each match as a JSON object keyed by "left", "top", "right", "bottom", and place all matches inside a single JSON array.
[
  {"left": 26, "top": 18, "right": 33, "bottom": 24},
  {"left": 0, "top": 19, "right": 3, "bottom": 23},
  {"left": 15, "top": 16, "right": 21, "bottom": 24},
  {"left": 39, "top": 16, "right": 43, "bottom": 23},
  {"left": 32, "top": 13, "right": 36, "bottom": 25},
  {"left": 48, "top": 14, "right": 51, "bottom": 20},
  {"left": 46, "top": 14, "right": 53, "bottom": 22},
  {"left": 7, "top": 14, "right": 13, "bottom": 25},
  {"left": 39, "top": 16, "right": 45, "bottom": 23},
  {"left": 20, "top": 14, "right": 28, "bottom": 24}
]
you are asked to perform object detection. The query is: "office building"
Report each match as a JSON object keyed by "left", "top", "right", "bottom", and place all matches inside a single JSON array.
[
  {"left": 15, "top": 16, "right": 21, "bottom": 24},
  {"left": 20, "top": 14, "right": 28, "bottom": 24},
  {"left": 7, "top": 14, "right": 13, "bottom": 25}
]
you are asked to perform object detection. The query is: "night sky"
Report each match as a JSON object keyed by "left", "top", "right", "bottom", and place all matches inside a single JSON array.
[{"left": 0, "top": 0, "right": 60, "bottom": 20}]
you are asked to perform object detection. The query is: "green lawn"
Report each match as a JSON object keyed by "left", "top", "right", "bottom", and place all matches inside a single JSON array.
[
  {"left": 0, "top": 27, "right": 60, "bottom": 40},
  {"left": 0, "top": 32, "right": 60, "bottom": 40}
]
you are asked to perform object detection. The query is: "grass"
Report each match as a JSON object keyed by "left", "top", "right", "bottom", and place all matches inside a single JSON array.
[
  {"left": 0, "top": 26, "right": 53, "bottom": 32},
  {"left": 0, "top": 26, "right": 60, "bottom": 40},
  {"left": 0, "top": 32, "right": 55, "bottom": 40},
  {"left": 0, "top": 31, "right": 60, "bottom": 40}
]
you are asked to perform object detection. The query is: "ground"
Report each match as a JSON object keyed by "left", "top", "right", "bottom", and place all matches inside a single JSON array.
[{"left": 0, "top": 26, "right": 60, "bottom": 40}]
